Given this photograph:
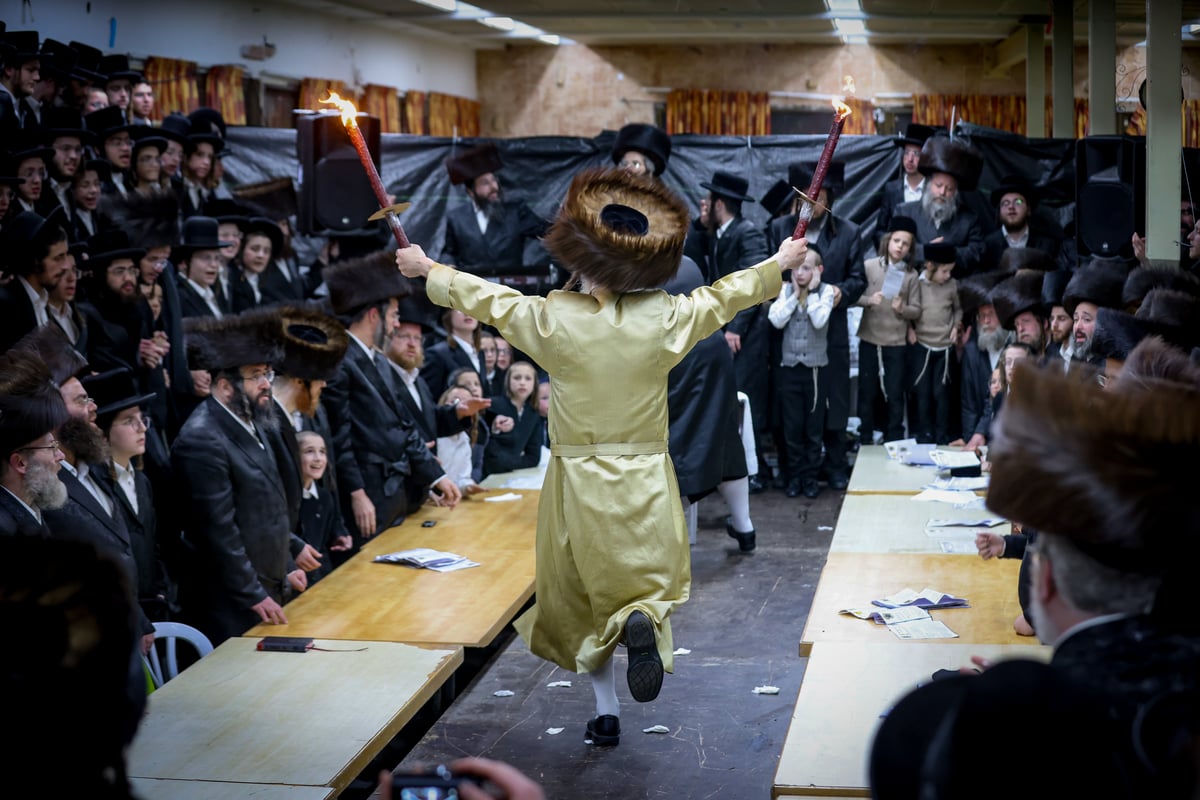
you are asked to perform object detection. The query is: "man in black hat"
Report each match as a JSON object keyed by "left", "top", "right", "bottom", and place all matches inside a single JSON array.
[
  {"left": 980, "top": 176, "right": 1062, "bottom": 271},
  {"left": 1062, "top": 257, "right": 1129, "bottom": 368},
  {"left": 157, "top": 112, "right": 190, "bottom": 182},
  {"left": 232, "top": 177, "right": 311, "bottom": 300},
  {"left": 701, "top": 170, "right": 773, "bottom": 489},
  {"left": 10, "top": 130, "right": 54, "bottom": 216},
  {"left": 876, "top": 123, "right": 938, "bottom": 235},
  {"left": 171, "top": 309, "right": 303, "bottom": 643},
  {"left": 1041, "top": 269, "right": 1074, "bottom": 372},
  {"left": 129, "top": 79, "right": 154, "bottom": 126},
  {"left": 78, "top": 229, "right": 152, "bottom": 375},
  {"left": 892, "top": 136, "right": 985, "bottom": 277},
  {"left": 0, "top": 29, "right": 41, "bottom": 133},
  {"left": 0, "top": 207, "right": 72, "bottom": 351},
  {"left": 175, "top": 216, "right": 233, "bottom": 320},
  {"left": 439, "top": 142, "right": 550, "bottom": 275},
  {"left": 41, "top": 106, "right": 93, "bottom": 218},
  {"left": 990, "top": 267, "right": 1049, "bottom": 364},
  {"left": 85, "top": 105, "right": 137, "bottom": 197},
  {"left": 97, "top": 54, "right": 141, "bottom": 116},
  {"left": 322, "top": 251, "right": 460, "bottom": 545},
  {"left": 0, "top": 349, "right": 69, "bottom": 537}
]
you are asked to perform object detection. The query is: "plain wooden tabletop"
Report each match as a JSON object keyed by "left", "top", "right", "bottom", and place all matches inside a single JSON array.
[
  {"left": 130, "top": 778, "right": 335, "bottom": 800},
  {"left": 248, "top": 491, "right": 540, "bottom": 646},
  {"left": 830, "top": 493, "right": 1011, "bottom": 554},
  {"left": 845, "top": 445, "right": 945, "bottom": 495},
  {"left": 127, "top": 637, "right": 462, "bottom": 792},
  {"left": 799, "top": 552, "right": 1027, "bottom": 654},
  {"left": 772, "top": 641, "right": 1050, "bottom": 798}
]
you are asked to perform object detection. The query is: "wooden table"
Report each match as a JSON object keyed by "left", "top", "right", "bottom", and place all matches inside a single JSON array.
[
  {"left": 846, "top": 445, "right": 942, "bottom": 495},
  {"left": 772, "top": 641, "right": 1050, "bottom": 798},
  {"left": 830, "top": 494, "right": 1011, "bottom": 554},
  {"left": 127, "top": 637, "right": 461, "bottom": 793},
  {"left": 248, "top": 492, "right": 539, "bottom": 646},
  {"left": 131, "top": 778, "right": 335, "bottom": 800},
  {"left": 799, "top": 552, "right": 1026, "bottom": 656}
]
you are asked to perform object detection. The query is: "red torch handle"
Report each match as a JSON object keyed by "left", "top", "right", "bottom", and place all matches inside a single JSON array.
[
  {"left": 792, "top": 114, "right": 846, "bottom": 241},
  {"left": 346, "top": 120, "right": 411, "bottom": 248}
]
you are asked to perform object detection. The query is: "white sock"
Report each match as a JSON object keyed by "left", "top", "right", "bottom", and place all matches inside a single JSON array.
[
  {"left": 718, "top": 477, "right": 753, "bottom": 533},
  {"left": 589, "top": 656, "right": 620, "bottom": 718},
  {"left": 682, "top": 497, "right": 698, "bottom": 545}
]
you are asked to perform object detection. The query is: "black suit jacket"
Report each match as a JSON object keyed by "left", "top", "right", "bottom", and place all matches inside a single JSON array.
[
  {"left": 709, "top": 216, "right": 770, "bottom": 336},
  {"left": 391, "top": 365, "right": 467, "bottom": 445},
  {"left": 894, "top": 199, "right": 985, "bottom": 277},
  {"left": 421, "top": 340, "right": 486, "bottom": 398},
  {"left": 176, "top": 274, "right": 223, "bottom": 320},
  {"left": 483, "top": 396, "right": 543, "bottom": 477},
  {"left": 266, "top": 401, "right": 305, "bottom": 540},
  {"left": 93, "top": 465, "right": 168, "bottom": 607},
  {"left": 876, "top": 177, "right": 906, "bottom": 236},
  {"left": 0, "top": 488, "right": 51, "bottom": 537},
  {"left": 171, "top": 397, "right": 294, "bottom": 643},
  {"left": 322, "top": 341, "right": 447, "bottom": 536},
  {"left": 0, "top": 281, "right": 39, "bottom": 352},
  {"left": 259, "top": 260, "right": 308, "bottom": 305},
  {"left": 981, "top": 227, "right": 1064, "bottom": 271},
  {"left": 439, "top": 200, "right": 549, "bottom": 272}
]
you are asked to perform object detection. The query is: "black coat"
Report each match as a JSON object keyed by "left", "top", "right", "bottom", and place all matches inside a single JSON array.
[
  {"left": 0, "top": 281, "right": 39, "bottom": 353},
  {"left": 482, "top": 395, "right": 542, "bottom": 477},
  {"left": 960, "top": 334, "right": 998, "bottom": 440},
  {"left": 322, "top": 341, "right": 447, "bottom": 535},
  {"left": 876, "top": 176, "right": 908, "bottom": 236},
  {"left": 259, "top": 260, "right": 308, "bottom": 305},
  {"left": 47, "top": 301, "right": 89, "bottom": 357},
  {"left": 893, "top": 199, "right": 985, "bottom": 277},
  {"left": 438, "top": 200, "right": 549, "bottom": 271},
  {"left": 175, "top": 274, "right": 224, "bottom": 320},
  {"left": 266, "top": 401, "right": 304, "bottom": 539},
  {"left": 93, "top": 464, "right": 169, "bottom": 611},
  {"left": 298, "top": 487, "right": 347, "bottom": 584},
  {"left": 981, "top": 227, "right": 1063, "bottom": 272},
  {"left": 391, "top": 365, "right": 468, "bottom": 446},
  {"left": 170, "top": 397, "right": 294, "bottom": 644},
  {"left": 421, "top": 340, "right": 486, "bottom": 398},
  {"left": 0, "top": 488, "right": 51, "bottom": 537}
]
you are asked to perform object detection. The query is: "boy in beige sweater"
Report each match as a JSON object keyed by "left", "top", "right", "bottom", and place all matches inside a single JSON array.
[{"left": 910, "top": 242, "right": 961, "bottom": 444}]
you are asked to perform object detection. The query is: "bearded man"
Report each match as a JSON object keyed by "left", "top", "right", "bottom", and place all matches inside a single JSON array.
[
  {"left": 953, "top": 271, "right": 1012, "bottom": 450},
  {"left": 0, "top": 351, "right": 69, "bottom": 536},
  {"left": 892, "top": 136, "right": 985, "bottom": 278}
]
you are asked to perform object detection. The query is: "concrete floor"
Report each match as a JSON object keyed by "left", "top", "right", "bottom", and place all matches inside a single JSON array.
[{"left": 383, "top": 475, "right": 845, "bottom": 799}]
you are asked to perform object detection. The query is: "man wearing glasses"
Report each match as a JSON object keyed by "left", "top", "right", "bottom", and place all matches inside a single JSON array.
[
  {"left": 0, "top": 351, "right": 69, "bottom": 537},
  {"left": 40, "top": 106, "right": 92, "bottom": 219},
  {"left": 981, "top": 176, "right": 1062, "bottom": 272}
]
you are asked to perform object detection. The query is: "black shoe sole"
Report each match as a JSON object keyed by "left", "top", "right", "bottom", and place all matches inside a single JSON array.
[
  {"left": 725, "top": 521, "right": 756, "bottom": 552},
  {"left": 625, "top": 611, "right": 663, "bottom": 703}
]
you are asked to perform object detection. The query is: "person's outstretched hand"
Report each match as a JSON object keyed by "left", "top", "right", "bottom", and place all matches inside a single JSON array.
[
  {"left": 396, "top": 245, "right": 434, "bottom": 278},
  {"left": 776, "top": 236, "right": 808, "bottom": 273}
]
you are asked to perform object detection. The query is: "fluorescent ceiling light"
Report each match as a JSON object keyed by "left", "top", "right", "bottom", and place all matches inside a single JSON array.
[
  {"left": 538, "top": 33, "right": 561, "bottom": 45},
  {"left": 481, "top": 16, "right": 515, "bottom": 31},
  {"left": 410, "top": 0, "right": 457, "bottom": 10},
  {"left": 833, "top": 18, "right": 867, "bottom": 36},
  {"left": 826, "top": 0, "right": 862, "bottom": 12}
]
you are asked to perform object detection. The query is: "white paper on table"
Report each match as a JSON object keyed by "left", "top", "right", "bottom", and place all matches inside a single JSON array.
[
  {"left": 876, "top": 587, "right": 920, "bottom": 606},
  {"left": 426, "top": 559, "right": 480, "bottom": 573},
  {"left": 484, "top": 492, "right": 523, "bottom": 502},
  {"left": 911, "top": 489, "right": 981, "bottom": 505},
  {"left": 939, "top": 540, "right": 979, "bottom": 554},
  {"left": 924, "top": 476, "right": 990, "bottom": 491},
  {"left": 929, "top": 449, "right": 980, "bottom": 469},
  {"left": 877, "top": 606, "right": 931, "bottom": 625},
  {"left": 928, "top": 517, "right": 1006, "bottom": 528},
  {"left": 887, "top": 618, "right": 959, "bottom": 640},
  {"left": 884, "top": 438, "right": 919, "bottom": 461},
  {"left": 839, "top": 606, "right": 880, "bottom": 620}
]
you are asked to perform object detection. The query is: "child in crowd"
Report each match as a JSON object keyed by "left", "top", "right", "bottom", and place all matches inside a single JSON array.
[
  {"left": 535, "top": 379, "right": 551, "bottom": 448},
  {"left": 910, "top": 243, "right": 962, "bottom": 444},
  {"left": 450, "top": 365, "right": 502, "bottom": 481},
  {"left": 768, "top": 245, "right": 836, "bottom": 499},
  {"left": 436, "top": 385, "right": 485, "bottom": 494},
  {"left": 296, "top": 430, "right": 352, "bottom": 585},
  {"left": 483, "top": 360, "right": 542, "bottom": 477},
  {"left": 856, "top": 216, "right": 920, "bottom": 445}
]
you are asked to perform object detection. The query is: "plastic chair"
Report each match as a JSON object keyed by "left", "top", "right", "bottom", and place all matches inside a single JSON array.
[{"left": 143, "top": 621, "right": 214, "bottom": 688}]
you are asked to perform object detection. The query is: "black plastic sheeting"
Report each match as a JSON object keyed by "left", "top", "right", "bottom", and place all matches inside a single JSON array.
[{"left": 220, "top": 123, "right": 1079, "bottom": 267}]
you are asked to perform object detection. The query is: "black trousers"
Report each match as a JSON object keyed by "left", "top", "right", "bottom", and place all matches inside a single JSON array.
[
  {"left": 857, "top": 341, "right": 908, "bottom": 443},
  {"left": 777, "top": 362, "right": 829, "bottom": 482},
  {"left": 912, "top": 345, "right": 951, "bottom": 444},
  {"left": 822, "top": 345, "right": 851, "bottom": 474}
]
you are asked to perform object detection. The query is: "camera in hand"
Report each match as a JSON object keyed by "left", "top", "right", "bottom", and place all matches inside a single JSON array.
[{"left": 392, "top": 764, "right": 477, "bottom": 800}]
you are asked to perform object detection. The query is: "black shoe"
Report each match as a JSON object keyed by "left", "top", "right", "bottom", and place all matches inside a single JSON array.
[
  {"left": 747, "top": 475, "right": 766, "bottom": 494},
  {"left": 785, "top": 479, "right": 802, "bottom": 498},
  {"left": 802, "top": 479, "right": 821, "bottom": 498},
  {"left": 585, "top": 714, "right": 620, "bottom": 746},
  {"left": 624, "top": 611, "right": 663, "bottom": 702},
  {"left": 828, "top": 472, "right": 849, "bottom": 491},
  {"left": 725, "top": 519, "right": 756, "bottom": 552}
]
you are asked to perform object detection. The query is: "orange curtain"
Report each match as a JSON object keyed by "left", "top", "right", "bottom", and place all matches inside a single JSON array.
[
  {"left": 665, "top": 90, "right": 770, "bottom": 135},
  {"left": 1042, "top": 97, "right": 1090, "bottom": 138},
  {"left": 361, "top": 84, "right": 401, "bottom": 133},
  {"left": 1126, "top": 101, "right": 1200, "bottom": 147},
  {"left": 428, "top": 92, "right": 480, "bottom": 137},
  {"left": 403, "top": 90, "right": 428, "bottom": 135},
  {"left": 204, "top": 65, "right": 246, "bottom": 126},
  {"left": 915, "top": 93, "right": 1092, "bottom": 138},
  {"left": 143, "top": 56, "right": 200, "bottom": 120},
  {"left": 298, "top": 78, "right": 351, "bottom": 112},
  {"left": 842, "top": 97, "right": 876, "bottom": 135}
]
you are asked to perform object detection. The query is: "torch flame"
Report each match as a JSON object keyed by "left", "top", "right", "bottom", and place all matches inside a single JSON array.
[
  {"left": 833, "top": 75, "right": 855, "bottom": 122},
  {"left": 320, "top": 91, "right": 359, "bottom": 128}
]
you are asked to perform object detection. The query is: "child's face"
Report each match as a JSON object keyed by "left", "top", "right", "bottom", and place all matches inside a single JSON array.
[
  {"left": 455, "top": 372, "right": 483, "bottom": 399},
  {"left": 988, "top": 367, "right": 1002, "bottom": 397},
  {"left": 887, "top": 231, "right": 913, "bottom": 263},
  {"left": 929, "top": 263, "right": 954, "bottom": 284},
  {"left": 508, "top": 365, "right": 536, "bottom": 401},
  {"left": 794, "top": 255, "right": 817, "bottom": 288},
  {"left": 299, "top": 435, "right": 327, "bottom": 482},
  {"left": 536, "top": 382, "right": 551, "bottom": 417}
]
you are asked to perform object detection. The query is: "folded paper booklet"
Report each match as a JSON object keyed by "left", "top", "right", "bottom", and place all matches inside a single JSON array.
[
  {"left": 873, "top": 586, "right": 969, "bottom": 610},
  {"left": 929, "top": 449, "right": 980, "bottom": 469},
  {"left": 888, "top": 618, "right": 959, "bottom": 640},
  {"left": 900, "top": 444, "right": 938, "bottom": 467},
  {"left": 924, "top": 476, "right": 990, "bottom": 491},
  {"left": 883, "top": 438, "right": 919, "bottom": 461},
  {"left": 374, "top": 548, "right": 479, "bottom": 572}
]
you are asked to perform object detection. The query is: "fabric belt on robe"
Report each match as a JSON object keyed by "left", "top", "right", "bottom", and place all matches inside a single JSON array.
[
  {"left": 551, "top": 441, "right": 667, "bottom": 458},
  {"left": 366, "top": 453, "right": 411, "bottom": 496}
]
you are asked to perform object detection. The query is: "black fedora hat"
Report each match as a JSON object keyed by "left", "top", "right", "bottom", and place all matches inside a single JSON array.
[
  {"left": 86, "top": 229, "right": 146, "bottom": 268},
  {"left": 243, "top": 217, "right": 284, "bottom": 256},
  {"left": 41, "top": 106, "right": 95, "bottom": 144},
  {"left": 157, "top": 113, "right": 192, "bottom": 146},
  {"left": 701, "top": 170, "right": 755, "bottom": 204},
  {"left": 896, "top": 123, "right": 941, "bottom": 148},
  {"left": 9, "top": 129, "right": 54, "bottom": 166},
  {"left": 172, "top": 216, "right": 234, "bottom": 261},
  {"left": 1, "top": 30, "right": 40, "bottom": 65},
  {"left": 85, "top": 105, "right": 136, "bottom": 141},
  {"left": 37, "top": 39, "right": 79, "bottom": 84},
  {"left": 611, "top": 123, "right": 672, "bottom": 176},
  {"left": 188, "top": 107, "right": 227, "bottom": 140},
  {"left": 788, "top": 161, "right": 845, "bottom": 196},
  {"left": 1, "top": 208, "right": 70, "bottom": 276},
  {"left": 760, "top": 179, "right": 795, "bottom": 218},
  {"left": 76, "top": 158, "right": 112, "bottom": 186},
  {"left": 89, "top": 367, "right": 157, "bottom": 433},
  {"left": 989, "top": 175, "right": 1039, "bottom": 209},
  {"left": 131, "top": 126, "right": 168, "bottom": 156},
  {"left": 396, "top": 290, "right": 436, "bottom": 333},
  {"left": 203, "top": 198, "right": 252, "bottom": 229},
  {"left": 96, "top": 53, "right": 142, "bottom": 86},
  {"left": 0, "top": 153, "right": 26, "bottom": 188},
  {"left": 446, "top": 142, "right": 503, "bottom": 186},
  {"left": 67, "top": 40, "right": 105, "bottom": 83}
]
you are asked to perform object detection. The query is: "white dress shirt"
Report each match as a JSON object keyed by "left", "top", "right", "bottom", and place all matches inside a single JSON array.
[
  {"left": 112, "top": 460, "right": 139, "bottom": 514},
  {"left": 48, "top": 302, "right": 79, "bottom": 343},
  {"left": 474, "top": 201, "right": 489, "bottom": 235},
  {"left": 391, "top": 362, "right": 423, "bottom": 409},
  {"left": 903, "top": 176, "right": 925, "bottom": 204},
  {"left": 187, "top": 278, "right": 224, "bottom": 318},
  {"left": 451, "top": 335, "right": 481, "bottom": 374}
]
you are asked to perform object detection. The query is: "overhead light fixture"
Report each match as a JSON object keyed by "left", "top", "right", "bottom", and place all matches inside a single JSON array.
[
  {"left": 481, "top": 16, "right": 515, "bottom": 31},
  {"left": 833, "top": 18, "right": 867, "bottom": 37},
  {"left": 538, "top": 33, "right": 560, "bottom": 45},
  {"left": 410, "top": 0, "right": 457, "bottom": 10},
  {"left": 825, "top": 0, "right": 862, "bottom": 12}
]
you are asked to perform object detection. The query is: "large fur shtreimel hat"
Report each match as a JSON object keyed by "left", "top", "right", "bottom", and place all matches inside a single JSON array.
[
  {"left": 611, "top": 123, "right": 671, "bottom": 176},
  {"left": 917, "top": 136, "right": 984, "bottom": 192},
  {"left": 0, "top": 350, "right": 70, "bottom": 460},
  {"left": 543, "top": 167, "right": 690, "bottom": 293},
  {"left": 184, "top": 310, "right": 285, "bottom": 372},
  {"left": 445, "top": 142, "right": 503, "bottom": 186},
  {"left": 254, "top": 305, "right": 350, "bottom": 382},
  {"left": 958, "top": 269, "right": 1012, "bottom": 316},
  {"left": 1062, "top": 257, "right": 1129, "bottom": 316},
  {"left": 990, "top": 270, "right": 1045, "bottom": 329},
  {"left": 1122, "top": 265, "right": 1200, "bottom": 311},
  {"left": 324, "top": 249, "right": 411, "bottom": 316},
  {"left": 11, "top": 325, "right": 88, "bottom": 387},
  {"left": 102, "top": 190, "right": 180, "bottom": 250}
]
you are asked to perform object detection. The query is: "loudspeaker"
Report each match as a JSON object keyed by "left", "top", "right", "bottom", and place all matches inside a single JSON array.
[
  {"left": 296, "top": 113, "right": 382, "bottom": 235},
  {"left": 1074, "top": 135, "right": 1145, "bottom": 258}
]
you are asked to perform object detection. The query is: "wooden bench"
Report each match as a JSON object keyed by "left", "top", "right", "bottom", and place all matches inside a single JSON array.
[
  {"left": 131, "top": 778, "right": 335, "bottom": 800},
  {"left": 830, "top": 493, "right": 1011, "bottom": 555},
  {"left": 127, "top": 637, "right": 461, "bottom": 794}
]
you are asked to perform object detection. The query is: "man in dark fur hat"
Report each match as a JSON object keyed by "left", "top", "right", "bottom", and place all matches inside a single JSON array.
[
  {"left": 953, "top": 269, "right": 1013, "bottom": 450},
  {"left": 0, "top": 348, "right": 70, "bottom": 536},
  {"left": 1062, "top": 256, "right": 1130, "bottom": 368},
  {"left": 170, "top": 310, "right": 303, "bottom": 644},
  {"left": 892, "top": 136, "right": 985, "bottom": 277},
  {"left": 990, "top": 267, "right": 1049, "bottom": 358},
  {"left": 439, "top": 142, "right": 550, "bottom": 275},
  {"left": 322, "top": 251, "right": 460, "bottom": 547}
]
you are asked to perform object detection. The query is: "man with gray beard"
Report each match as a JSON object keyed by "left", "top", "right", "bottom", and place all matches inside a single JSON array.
[
  {"left": 953, "top": 271, "right": 1012, "bottom": 451},
  {"left": 892, "top": 136, "right": 985, "bottom": 278},
  {"left": 0, "top": 352, "right": 70, "bottom": 537}
]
